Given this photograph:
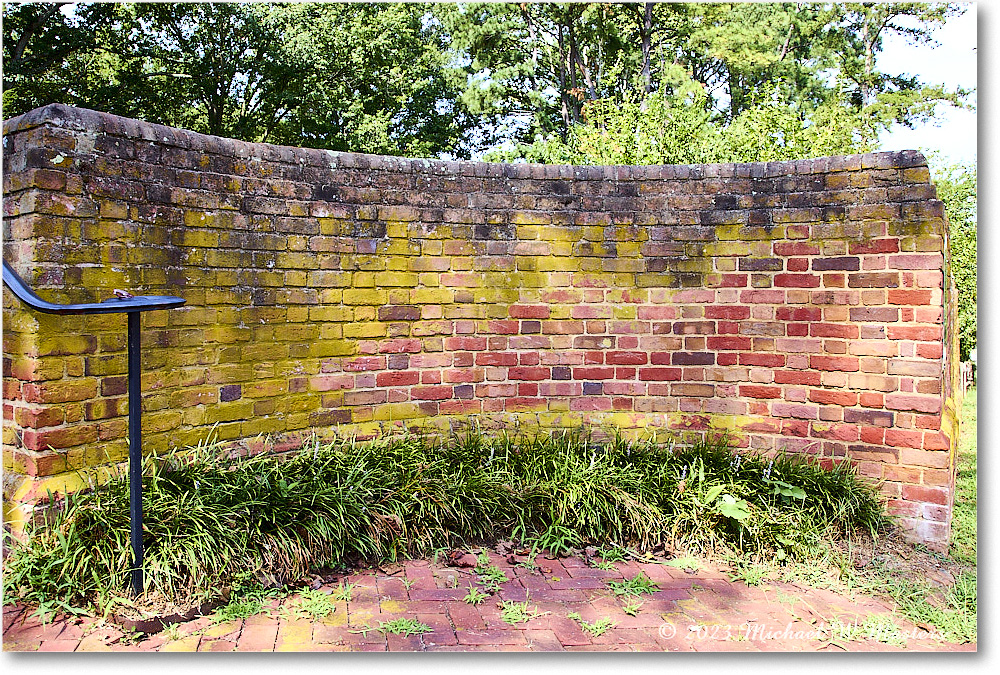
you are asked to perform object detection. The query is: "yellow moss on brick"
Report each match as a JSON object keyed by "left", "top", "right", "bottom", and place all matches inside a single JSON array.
[
  {"left": 410, "top": 288, "right": 453, "bottom": 304},
  {"left": 343, "top": 289, "right": 388, "bottom": 305},
  {"left": 372, "top": 403, "right": 426, "bottom": 422},
  {"left": 703, "top": 242, "right": 751, "bottom": 257}
]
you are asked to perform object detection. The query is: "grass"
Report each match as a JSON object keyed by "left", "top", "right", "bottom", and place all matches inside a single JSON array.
[
  {"left": 590, "top": 560, "right": 618, "bottom": 571},
  {"left": 474, "top": 552, "right": 509, "bottom": 593},
  {"left": 499, "top": 598, "right": 548, "bottom": 624},
  {"left": 332, "top": 581, "right": 355, "bottom": 602},
  {"left": 3, "top": 428, "right": 888, "bottom": 616},
  {"left": 377, "top": 618, "right": 432, "bottom": 636},
  {"left": 663, "top": 555, "right": 702, "bottom": 572},
  {"left": 607, "top": 572, "right": 659, "bottom": 597},
  {"left": 568, "top": 612, "right": 617, "bottom": 637},
  {"left": 293, "top": 588, "right": 337, "bottom": 621},
  {"left": 462, "top": 585, "right": 489, "bottom": 605},
  {"left": 951, "top": 387, "right": 977, "bottom": 565}
]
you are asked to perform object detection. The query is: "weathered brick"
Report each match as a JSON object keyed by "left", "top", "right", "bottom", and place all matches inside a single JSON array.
[
  {"left": 3, "top": 114, "right": 952, "bottom": 550},
  {"left": 812, "top": 257, "right": 860, "bottom": 271}
]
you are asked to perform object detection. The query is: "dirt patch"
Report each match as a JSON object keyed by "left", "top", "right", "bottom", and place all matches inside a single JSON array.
[{"left": 837, "top": 528, "right": 972, "bottom": 589}]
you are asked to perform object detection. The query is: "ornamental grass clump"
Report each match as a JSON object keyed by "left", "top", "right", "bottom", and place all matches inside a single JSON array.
[{"left": 3, "top": 428, "right": 888, "bottom": 615}]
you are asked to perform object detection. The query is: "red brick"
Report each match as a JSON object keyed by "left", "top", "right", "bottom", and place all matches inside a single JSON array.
[
  {"left": 717, "top": 273, "right": 748, "bottom": 287},
  {"left": 859, "top": 392, "right": 884, "bottom": 407},
  {"left": 445, "top": 336, "right": 488, "bottom": 350},
  {"left": 776, "top": 307, "right": 822, "bottom": 322},
  {"left": 639, "top": 368, "right": 682, "bottom": 381},
  {"left": 810, "top": 355, "right": 859, "bottom": 372},
  {"left": 890, "top": 253, "right": 943, "bottom": 270},
  {"left": 773, "top": 370, "right": 820, "bottom": 385},
  {"left": 605, "top": 351, "right": 647, "bottom": 365},
  {"left": 859, "top": 426, "right": 886, "bottom": 444},
  {"left": 900, "top": 484, "right": 949, "bottom": 505},
  {"left": 509, "top": 367, "right": 549, "bottom": 381},
  {"left": 708, "top": 336, "right": 751, "bottom": 351},
  {"left": 781, "top": 419, "right": 810, "bottom": 436},
  {"left": 378, "top": 305, "right": 421, "bottom": 321},
  {"left": 774, "top": 273, "right": 821, "bottom": 287},
  {"left": 884, "top": 428, "right": 925, "bottom": 448},
  {"left": 739, "top": 353, "right": 785, "bottom": 367},
  {"left": 849, "top": 238, "right": 899, "bottom": 254},
  {"left": 772, "top": 403, "right": 818, "bottom": 419},
  {"left": 573, "top": 366, "right": 615, "bottom": 379},
  {"left": 487, "top": 320, "right": 520, "bottom": 334},
  {"left": 741, "top": 289, "right": 785, "bottom": 304},
  {"left": 886, "top": 326, "right": 942, "bottom": 341},
  {"left": 476, "top": 352, "right": 517, "bottom": 366},
  {"left": 885, "top": 394, "right": 941, "bottom": 414},
  {"left": 809, "top": 390, "right": 858, "bottom": 406},
  {"left": 411, "top": 386, "right": 452, "bottom": 400},
  {"left": 509, "top": 305, "right": 550, "bottom": 319},
  {"left": 375, "top": 371, "right": 419, "bottom": 387},
  {"left": 888, "top": 289, "right": 932, "bottom": 305},
  {"left": 739, "top": 385, "right": 781, "bottom": 399},
  {"left": 773, "top": 242, "right": 820, "bottom": 256},
  {"left": 704, "top": 306, "right": 751, "bottom": 320},
  {"left": 22, "top": 425, "right": 98, "bottom": 451},
  {"left": 850, "top": 272, "right": 905, "bottom": 290},
  {"left": 809, "top": 422, "right": 859, "bottom": 441}
]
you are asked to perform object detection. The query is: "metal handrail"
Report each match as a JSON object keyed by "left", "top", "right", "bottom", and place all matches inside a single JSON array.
[
  {"left": 3, "top": 259, "right": 186, "bottom": 596},
  {"left": 2, "top": 260, "right": 185, "bottom": 314}
]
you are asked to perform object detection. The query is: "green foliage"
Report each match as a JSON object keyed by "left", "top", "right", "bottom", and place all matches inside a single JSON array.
[
  {"left": 607, "top": 572, "right": 659, "bottom": 597},
  {"left": 568, "top": 613, "right": 616, "bottom": 637},
  {"left": 474, "top": 557, "right": 509, "bottom": 594},
  {"left": 290, "top": 589, "right": 337, "bottom": 621},
  {"left": 663, "top": 556, "right": 702, "bottom": 573},
  {"left": 3, "top": 430, "right": 889, "bottom": 614},
  {"left": 934, "top": 162, "right": 977, "bottom": 360},
  {"left": 331, "top": 581, "right": 355, "bottom": 603},
  {"left": 377, "top": 618, "right": 432, "bottom": 636},
  {"left": 498, "top": 598, "right": 548, "bottom": 625},
  {"left": 951, "top": 387, "right": 977, "bottom": 564},
  {"left": 531, "top": 523, "right": 577, "bottom": 558},
  {"left": 590, "top": 560, "right": 618, "bottom": 571},
  {"left": 3, "top": 3, "right": 969, "bottom": 161},
  {"left": 2, "top": 2, "right": 476, "bottom": 157},
  {"left": 462, "top": 585, "right": 489, "bottom": 605},
  {"left": 467, "top": 2, "right": 969, "bottom": 161}
]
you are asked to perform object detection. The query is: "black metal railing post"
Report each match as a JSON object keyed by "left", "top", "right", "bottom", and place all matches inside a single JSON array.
[
  {"left": 3, "top": 260, "right": 184, "bottom": 597},
  {"left": 127, "top": 311, "right": 144, "bottom": 596}
]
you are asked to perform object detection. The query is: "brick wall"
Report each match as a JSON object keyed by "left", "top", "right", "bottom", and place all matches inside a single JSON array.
[{"left": 2, "top": 104, "right": 960, "bottom": 549}]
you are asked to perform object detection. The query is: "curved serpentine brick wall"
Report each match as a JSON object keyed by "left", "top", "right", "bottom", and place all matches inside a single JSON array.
[{"left": 2, "top": 105, "right": 960, "bottom": 549}]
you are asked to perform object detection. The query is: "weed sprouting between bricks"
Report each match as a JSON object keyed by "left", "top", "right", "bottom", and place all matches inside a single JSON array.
[{"left": 3, "top": 428, "right": 889, "bottom": 616}]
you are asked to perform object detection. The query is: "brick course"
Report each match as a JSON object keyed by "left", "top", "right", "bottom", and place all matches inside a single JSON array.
[{"left": 2, "top": 104, "right": 960, "bottom": 549}]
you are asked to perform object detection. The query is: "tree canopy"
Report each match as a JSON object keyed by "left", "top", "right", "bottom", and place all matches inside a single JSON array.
[{"left": 3, "top": 2, "right": 970, "bottom": 162}]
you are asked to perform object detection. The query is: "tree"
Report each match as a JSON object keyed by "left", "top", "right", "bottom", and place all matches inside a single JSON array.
[
  {"left": 934, "top": 162, "right": 977, "bottom": 360},
  {"left": 2, "top": 2, "right": 477, "bottom": 158},
  {"left": 446, "top": 2, "right": 969, "bottom": 163},
  {"left": 2, "top": 2, "right": 118, "bottom": 114},
  {"left": 829, "top": 2, "right": 970, "bottom": 144}
]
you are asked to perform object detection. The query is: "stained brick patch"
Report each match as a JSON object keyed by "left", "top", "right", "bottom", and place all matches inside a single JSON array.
[{"left": 2, "top": 553, "right": 975, "bottom": 653}]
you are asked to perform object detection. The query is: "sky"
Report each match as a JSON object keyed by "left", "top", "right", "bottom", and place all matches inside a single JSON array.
[{"left": 876, "top": 3, "right": 977, "bottom": 168}]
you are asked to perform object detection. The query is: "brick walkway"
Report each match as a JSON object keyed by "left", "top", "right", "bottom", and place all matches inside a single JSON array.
[{"left": 3, "top": 551, "right": 976, "bottom": 652}]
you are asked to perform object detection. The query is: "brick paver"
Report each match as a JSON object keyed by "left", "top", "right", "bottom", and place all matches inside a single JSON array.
[{"left": 2, "top": 552, "right": 976, "bottom": 652}]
